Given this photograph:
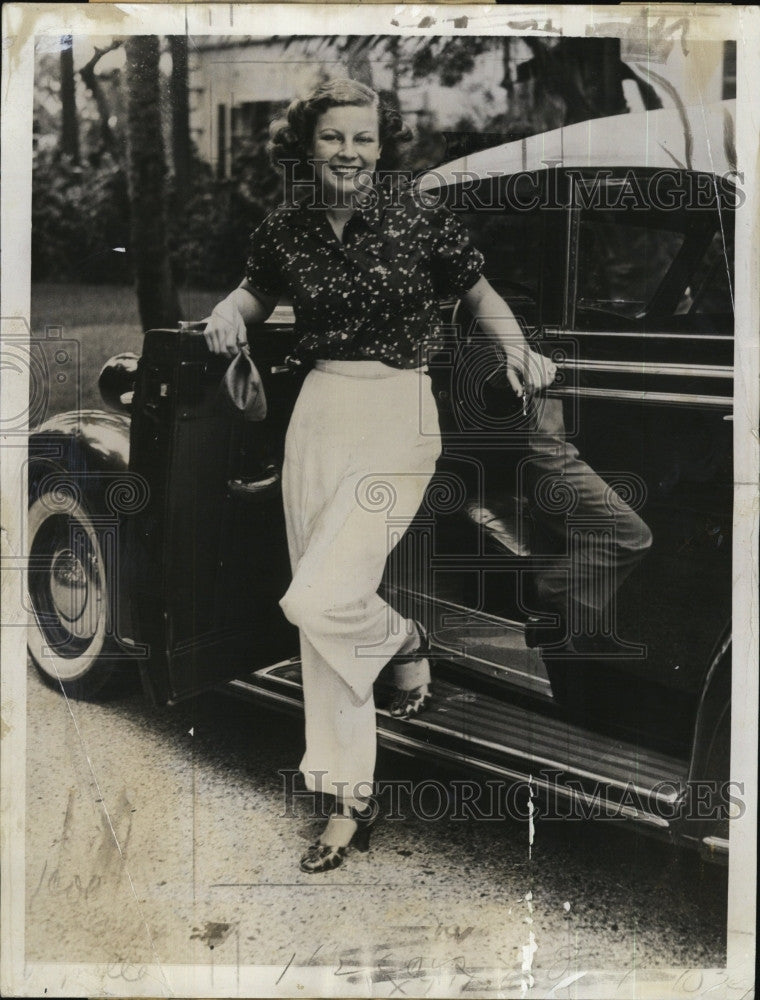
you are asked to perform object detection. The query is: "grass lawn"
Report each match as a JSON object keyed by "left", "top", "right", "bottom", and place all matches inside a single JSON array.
[{"left": 30, "top": 282, "right": 221, "bottom": 421}]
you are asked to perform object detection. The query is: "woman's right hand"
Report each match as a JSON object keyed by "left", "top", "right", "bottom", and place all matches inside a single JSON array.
[{"left": 203, "top": 295, "right": 249, "bottom": 357}]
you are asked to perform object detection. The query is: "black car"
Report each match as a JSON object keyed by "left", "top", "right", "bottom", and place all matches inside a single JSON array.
[{"left": 27, "top": 101, "right": 737, "bottom": 860}]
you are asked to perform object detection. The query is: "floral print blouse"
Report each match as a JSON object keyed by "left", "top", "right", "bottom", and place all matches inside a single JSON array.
[{"left": 244, "top": 180, "right": 484, "bottom": 368}]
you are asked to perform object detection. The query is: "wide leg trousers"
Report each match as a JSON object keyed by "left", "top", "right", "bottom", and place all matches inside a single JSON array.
[{"left": 279, "top": 360, "right": 442, "bottom": 806}]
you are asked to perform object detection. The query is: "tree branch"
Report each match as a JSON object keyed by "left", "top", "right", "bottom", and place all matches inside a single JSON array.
[{"left": 79, "top": 40, "right": 123, "bottom": 163}]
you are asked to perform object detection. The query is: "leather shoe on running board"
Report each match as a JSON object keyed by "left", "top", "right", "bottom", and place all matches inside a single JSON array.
[{"left": 524, "top": 615, "right": 575, "bottom": 653}]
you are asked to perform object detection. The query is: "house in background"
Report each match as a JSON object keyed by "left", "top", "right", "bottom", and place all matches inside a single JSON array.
[
  {"left": 187, "top": 35, "right": 509, "bottom": 176},
  {"left": 188, "top": 34, "right": 736, "bottom": 178}
]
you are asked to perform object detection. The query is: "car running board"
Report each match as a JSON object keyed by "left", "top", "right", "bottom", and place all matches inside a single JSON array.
[{"left": 227, "top": 658, "right": 689, "bottom": 836}]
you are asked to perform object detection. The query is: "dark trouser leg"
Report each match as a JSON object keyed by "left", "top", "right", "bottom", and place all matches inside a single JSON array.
[{"left": 523, "top": 398, "right": 653, "bottom": 701}]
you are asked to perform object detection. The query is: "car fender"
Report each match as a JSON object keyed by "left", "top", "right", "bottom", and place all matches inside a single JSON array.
[
  {"left": 688, "top": 624, "right": 731, "bottom": 784},
  {"left": 30, "top": 408, "right": 131, "bottom": 474},
  {"left": 28, "top": 408, "right": 139, "bottom": 510},
  {"left": 674, "top": 625, "right": 731, "bottom": 859},
  {"left": 27, "top": 409, "right": 145, "bottom": 655}
]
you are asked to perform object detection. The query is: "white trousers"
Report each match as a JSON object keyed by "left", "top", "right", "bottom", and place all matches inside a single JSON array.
[{"left": 279, "top": 360, "right": 442, "bottom": 806}]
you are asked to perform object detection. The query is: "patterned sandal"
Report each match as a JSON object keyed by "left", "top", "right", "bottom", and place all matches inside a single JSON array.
[
  {"left": 388, "top": 621, "right": 434, "bottom": 719},
  {"left": 299, "top": 805, "right": 377, "bottom": 874},
  {"left": 389, "top": 683, "right": 433, "bottom": 719}
]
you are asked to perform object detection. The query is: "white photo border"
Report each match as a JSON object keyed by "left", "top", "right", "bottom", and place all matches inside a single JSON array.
[{"left": 2, "top": 4, "right": 758, "bottom": 997}]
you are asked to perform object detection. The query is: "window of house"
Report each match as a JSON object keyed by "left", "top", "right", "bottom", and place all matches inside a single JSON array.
[{"left": 231, "top": 101, "right": 279, "bottom": 153}]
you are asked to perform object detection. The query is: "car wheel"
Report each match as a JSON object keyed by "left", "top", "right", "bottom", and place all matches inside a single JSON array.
[{"left": 27, "top": 488, "right": 120, "bottom": 699}]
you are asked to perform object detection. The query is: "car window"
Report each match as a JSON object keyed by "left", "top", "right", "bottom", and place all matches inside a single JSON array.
[
  {"left": 675, "top": 230, "right": 734, "bottom": 316},
  {"left": 574, "top": 215, "right": 685, "bottom": 324},
  {"left": 461, "top": 210, "right": 542, "bottom": 299}
]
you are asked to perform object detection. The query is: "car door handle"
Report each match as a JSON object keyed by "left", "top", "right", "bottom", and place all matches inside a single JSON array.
[
  {"left": 270, "top": 355, "right": 303, "bottom": 375},
  {"left": 227, "top": 467, "right": 282, "bottom": 503}
]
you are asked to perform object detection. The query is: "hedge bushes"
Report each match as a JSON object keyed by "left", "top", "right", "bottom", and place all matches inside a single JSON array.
[
  {"left": 166, "top": 135, "right": 281, "bottom": 291},
  {"left": 32, "top": 147, "right": 132, "bottom": 285},
  {"left": 32, "top": 130, "right": 283, "bottom": 291}
]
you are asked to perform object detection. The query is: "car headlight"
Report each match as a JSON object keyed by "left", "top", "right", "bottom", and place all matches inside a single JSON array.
[{"left": 98, "top": 353, "right": 139, "bottom": 413}]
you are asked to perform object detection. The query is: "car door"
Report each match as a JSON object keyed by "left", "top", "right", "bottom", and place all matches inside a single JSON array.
[
  {"left": 381, "top": 174, "right": 550, "bottom": 688},
  {"left": 389, "top": 167, "right": 733, "bottom": 729},
  {"left": 541, "top": 169, "right": 734, "bottom": 698},
  {"left": 128, "top": 311, "right": 303, "bottom": 704}
]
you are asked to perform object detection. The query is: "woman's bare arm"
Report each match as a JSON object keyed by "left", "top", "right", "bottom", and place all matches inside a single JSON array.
[
  {"left": 461, "top": 275, "right": 557, "bottom": 393},
  {"left": 204, "top": 281, "right": 278, "bottom": 356}
]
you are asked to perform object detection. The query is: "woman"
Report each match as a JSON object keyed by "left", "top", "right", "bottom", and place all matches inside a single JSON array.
[{"left": 205, "top": 78, "right": 556, "bottom": 873}]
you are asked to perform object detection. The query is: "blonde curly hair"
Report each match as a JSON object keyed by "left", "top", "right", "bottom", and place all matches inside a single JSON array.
[{"left": 267, "top": 77, "right": 412, "bottom": 178}]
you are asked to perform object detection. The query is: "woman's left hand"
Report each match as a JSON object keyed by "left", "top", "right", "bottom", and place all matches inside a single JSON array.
[
  {"left": 521, "top": 349, "right": 558, "bottom": 394},
  {"left": 504, "top": 347, "right": 558, "bottom": 397},
  {"left": 461, "top": 278, "right": 558, "bottom": 396}
]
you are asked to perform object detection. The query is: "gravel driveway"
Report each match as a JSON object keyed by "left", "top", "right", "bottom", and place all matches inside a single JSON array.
[{"left": 25, "top": 662, "right": 728, "bottom": 995}]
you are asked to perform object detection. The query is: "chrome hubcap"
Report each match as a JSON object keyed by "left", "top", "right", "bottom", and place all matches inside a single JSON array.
[{"left": 49, "top": 546, "right": 97, "bottom": 638}]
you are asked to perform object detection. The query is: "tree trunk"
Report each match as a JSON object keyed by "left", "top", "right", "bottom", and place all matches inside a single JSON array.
[
  {"left": 60, "top": 36, "right": 80, "bottom": 162},
  {"left": 79, "top": 40, "right": 123, "bottom": 164},
  {"left": 168, "top": 35, "right": 191, "bottom": 193},
  {"left": 124, "top": 35, "right": 182, "bottom": 331}
]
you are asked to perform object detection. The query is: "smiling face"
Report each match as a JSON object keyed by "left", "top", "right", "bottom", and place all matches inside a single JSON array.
[{"left": 309, "top": 103, "right": 382, "bottom": 207}]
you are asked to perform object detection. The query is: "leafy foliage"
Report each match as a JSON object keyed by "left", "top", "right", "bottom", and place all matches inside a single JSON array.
[
  {"left": 167, "top": 126, "right": 284, "bottom": 291},
  {"left": 410, "top": 37, "right": 492, "bottom": 88},
  {"left": 33, "top": 123, "right": 287, "bottom": 291},
  {"left": 32, "top": 146, "right": 132, "bottom": 284},
  {"left": 33, "top": 37, "right": 286, "bottom": 293}
]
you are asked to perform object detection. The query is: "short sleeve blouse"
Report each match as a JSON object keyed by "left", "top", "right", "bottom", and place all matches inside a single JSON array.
[{"left": 244, "top": 181, "right": 484, "bottom": 368}]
